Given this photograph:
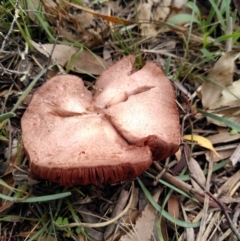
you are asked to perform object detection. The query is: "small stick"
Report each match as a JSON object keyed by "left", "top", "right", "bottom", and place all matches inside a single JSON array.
[
  {"left": 225, "top": 17, "right": 232, "bottom": 52},
  {"left": 0, "top": 3, "right": 19, "bottom": 52},
  {"left": 152, "top": 158, "right": 170, "bottom": 186}
]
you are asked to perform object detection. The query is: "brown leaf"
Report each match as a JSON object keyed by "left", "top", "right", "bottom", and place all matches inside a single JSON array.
[
  {"left": 119, "top": 189, "right": 161, "bottom": 241},
  {"left": 217, "top": 170, "right": 240, "bottom": 196},
  {"left": 167, "top": 194, "right": 179, "bottom": 219},
  {"left": 205, "top": 149, "right": 234, "bottom": 163},
  {"left": 201, "top": 51, "right": 240, "bottom": 108},
  {"left": 203, "top": 79, "right": 240, "bottom": 126},
  {"left": 30, "top": 40, "right": 108, "bottom": 75},
  {"left": 210, "top": 79, "right": 240, "bottom": 109},
  {"left": 0, "top": 201, "right": 15, "bottom": 216},
  {"left": 229, "top": 144, "right": 240, "bottom": 166},
  {"left": 207, "top": 131, "right": 240, "bottom": 144},
  {"left": 189, "top": 158, "right": 206, "bottom": 193},
  {"left": 137, "top": 0, "right": 188, "bottom": 37}
]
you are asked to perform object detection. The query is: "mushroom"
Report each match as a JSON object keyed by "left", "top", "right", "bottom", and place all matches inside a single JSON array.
[{"left": 21, "top": 56, "right": 180, "bottom": 186}]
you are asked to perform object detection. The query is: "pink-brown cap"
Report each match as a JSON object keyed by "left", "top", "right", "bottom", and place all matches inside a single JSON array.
[{"left": 21, "top": 56, "right": 180, "bottom": 186}]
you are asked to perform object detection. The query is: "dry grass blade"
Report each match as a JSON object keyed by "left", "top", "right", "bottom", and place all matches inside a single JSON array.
[{"left": 196, "top": 153, "right": 213, "bottom": 241}]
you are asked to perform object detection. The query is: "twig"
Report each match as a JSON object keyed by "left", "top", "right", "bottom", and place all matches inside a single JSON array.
[
  {"left": 148, "top": 164, "right": 194, "bottom": 195},
  {"left": 152, "top": 158, "right": 172, "bottom": 186},
  {"left": 0, "top": 2, "right": 19, "bottom": 52},
  {"left": 225, "top": 17, "right": 232, "bottom": 52}
]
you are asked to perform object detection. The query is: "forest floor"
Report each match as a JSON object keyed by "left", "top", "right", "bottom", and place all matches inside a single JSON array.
[{"left": 0, "top": 0, "right": 240, "bottom": 240}]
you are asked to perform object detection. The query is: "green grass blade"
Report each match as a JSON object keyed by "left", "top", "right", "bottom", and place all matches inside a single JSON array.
[
  {"left": 0, "top": 112, "right": 15, "bottom": 122},
  {"left": 198, "top": 109, "right": 240, "bottom": 131},
  {"left": 144, "top": 172, "right": 194, "bottom": 200},
  {"left": 137, "top": 178, "right": 201, "bottom": 228},
  {"left": 0, "top": 191, "right": 71, "bottom": 202},
  {"left": 22, "top": 192, "right": 72, "bottom": 202},
  {"left": 167, "top": 13, "right": 200, "bottom": 25},
  {"left": 164, "top": 56, "right": 171, "bottom": 75},
  {"left": 25, "top": 0, "right": 55, "bottom": 42},
  {"left": 186, "top": 1, "right": 201, "bottom": 19},
  {"left": 208, "top": 0, "right": 226, "bottom": 30}
]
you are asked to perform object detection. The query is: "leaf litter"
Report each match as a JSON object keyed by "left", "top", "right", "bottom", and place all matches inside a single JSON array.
[
  {"left": 0, "top": 0, "right": 240, "bottom": 240},
  {"left": 30, "top": 40, "right": 108, "bottom": 75}
]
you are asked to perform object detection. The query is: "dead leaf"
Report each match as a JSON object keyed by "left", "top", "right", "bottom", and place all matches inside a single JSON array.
[
  {"left": 138, "top": 2, "right": 154, "bottom": 37},
  {"left": 30, "top": 40, "right": 108, "bottom": 75},
  {"left": 137, "top": 0, "right": 189, "bottom": 37},
  {"left": 207, "top": 131, "right": 240, "bottom": 144},
  {"left": 184, "top": 134, "right": 219, "bottom": 157},
  {"left": 0, "top": 201, "right": 15, "bottom": 216},
  {"left": 205, "top": 149, "right": 234, "bottom": 163},
  {"left": 204, "top": 132, "right": 240, "bottom": 162},
  {"left": 167, "top": 194, "right": 179, "bottom": 219},
  {"left": 210, "top": 79, "right": 240, "bottom": 109},
  {"left": 200, "top": 78, "right": 240, "bottom": 128},
  {"left": 188, "top": 158, "right": 206, "bottom": 193},
  {"left": 201, "top": 51, "right": 240, "bottom": 108},
  {"left": 172, "top": 0, "right": 189, "bottom": 9},
  {"left": 229, "top": 144, "right": 240, "bottom": 166},
  {"left": 119, "top": 189, "right": 161, "bottom": 241},
  {"left": 217, "top": 170, "right": 240, "bottom": 196}
]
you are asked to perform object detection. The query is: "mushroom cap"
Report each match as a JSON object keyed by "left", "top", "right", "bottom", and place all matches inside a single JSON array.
[
  {"left": 21, "top": 56, "right": 180, "bottom": 186},
  {"left": 94, "top": 57, "right": 179, "bottom": 159}
]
